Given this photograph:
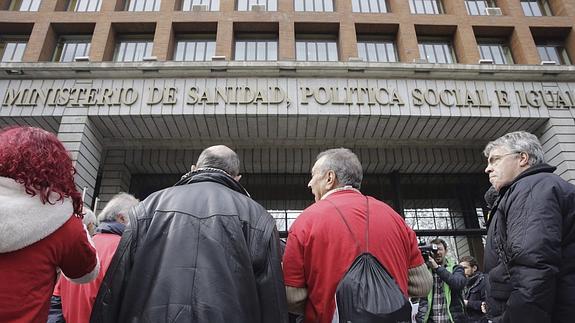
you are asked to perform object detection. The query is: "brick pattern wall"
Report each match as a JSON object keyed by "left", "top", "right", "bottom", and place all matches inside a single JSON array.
[{"left": 0, "top": 0, "right": 573, "bottom": 63}]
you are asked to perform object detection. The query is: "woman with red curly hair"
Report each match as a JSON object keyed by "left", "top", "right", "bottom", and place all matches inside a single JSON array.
[{"left": 0, "top": 126, "right": 99, "bottom": 323}]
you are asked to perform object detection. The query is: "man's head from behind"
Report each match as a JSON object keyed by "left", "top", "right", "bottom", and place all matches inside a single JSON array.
[
  {"left": 483, "top": 131, "right": 544, "bottom": 191},
  {"left": 430, "top": 238, "right": 448, "bottom": 265},
  {"left": 193, "top": 145, "right": 241, "bottom": 181},
  {"left": 308, "top": 148, "right": 363, "bottom": 202},
  {"left": 98, "top": 192, "right": 139, "bottom": 224}
]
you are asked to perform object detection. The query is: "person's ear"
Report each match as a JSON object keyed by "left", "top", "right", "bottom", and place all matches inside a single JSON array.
[
  {"left": 116, "top": 213, "right": 127, "bottom": 224},
  {"left": 518, "top": 152, "right": 529, "bottom": 167},
  {"left": 234, "top": 174, "right": 242, "bottom": 182},
  {"left": 325, "top": 170, "right": 337, "bottom": 189},
  {"left": 473, "top": 265, "right": 478, "bottom": 272},
  {"left": 191, "top": 164, "right": 197, "bottom": 171}
]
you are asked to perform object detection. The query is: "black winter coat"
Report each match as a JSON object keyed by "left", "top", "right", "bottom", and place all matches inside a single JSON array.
[
  {"left": 463, "top": 272, "right": 487, "bottom": 323},
  {"left": 90, "top": 170, "right": 289, "bottom": 323},
  {"left": 484, "top": 163, "right": 575, "bottom": 323}
]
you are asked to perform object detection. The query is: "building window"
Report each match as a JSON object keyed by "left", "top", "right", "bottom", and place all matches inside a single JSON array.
[
  {"left": 409, "top": 0, "right": 444, "bottom": 14},
  {"left": 357, "top": 40, "right": 397, "bottom": 62},
  {"left": 68, "top": 0, "right": 101, "bottom": 11},
  {"left": 477, "top": 40, "right": 513, "bottom": 64},
  {"left": 418, "top": 40, "right": 456, "bottom": 63},
  {"left": 237, "top": 0, "right": 276, "bottom": 11},
  {"left": 174, "top": 37, "right": 216, "bottom": 61},
  {"left": 465, "top": 0, "right": 496, "bottom": 15},
  {"left": 521, "top": 0, "right": 552, "bottom": 16},
  {"left": 53, "top": 37, "right": 91, "bottom": 62},
  {"left": 9, "top": 0, "right": 41, "bottom": 11},
  {"left": 125, "top": 0, "right": 161, "bottom": 11},
  {"left": 296, "top": 39, "right": 338, "bottom": 61},
  {"left": 114, "top": 38, "right": 153, "bottom": 62},
  {"left": 0, "top": 40, "right": 27, "bottom": 62},
  {"left": 235, "top": 37, "right": 277, "bottom": 61},
  {"left": 294, "top": 0, "right": 333, "bottom": 12},
  {"left": 352, "top": 0, "right": 388, "bottom": 13},
  {"left": 537, "top": 44, "right": 571, "bottom": 65},
  {"left": 181, "top": 0, "right": 219, "bottom": 11}
]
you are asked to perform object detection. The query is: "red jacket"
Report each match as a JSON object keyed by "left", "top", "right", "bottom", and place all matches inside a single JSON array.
[
  {"left": 60, "top": 231, "right": 122, "bottom": 323},
  {"left": 283, "top": 189, "right": 424, "bottom": 323},
  {"left": 0, "top": 177, "right": 99, "bottom": 323}
]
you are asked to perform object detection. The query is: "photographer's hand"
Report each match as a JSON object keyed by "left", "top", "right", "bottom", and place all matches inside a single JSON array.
[{"left": 428, "top": 257, "right": 439, "bottom": 270}]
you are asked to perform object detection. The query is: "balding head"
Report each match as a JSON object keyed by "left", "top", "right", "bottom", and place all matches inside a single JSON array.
[{"left": 195, "top": 145, "right": 240, "bottom": 177}]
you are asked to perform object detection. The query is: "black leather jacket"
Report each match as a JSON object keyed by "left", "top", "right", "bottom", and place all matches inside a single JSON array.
[
  {"left": 484, "top": 164, "right": 575, "bottom": 323},
  {"left": 91, "top": 170, "right": 288, "bottom": 323}
]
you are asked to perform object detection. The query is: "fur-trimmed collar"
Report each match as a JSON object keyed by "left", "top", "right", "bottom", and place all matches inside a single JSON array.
[{"left": 0, "top": 176, "right": 73, "bottom": 253}]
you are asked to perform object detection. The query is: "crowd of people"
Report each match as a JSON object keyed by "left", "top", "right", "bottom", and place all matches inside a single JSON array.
[{"left": 0, "top": 125, "right": 573, "bottom": 323}]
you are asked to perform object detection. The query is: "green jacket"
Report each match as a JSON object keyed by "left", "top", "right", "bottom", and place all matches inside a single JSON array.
[{"left": 416, "top": 258, "right": 467, "bottom": 323}]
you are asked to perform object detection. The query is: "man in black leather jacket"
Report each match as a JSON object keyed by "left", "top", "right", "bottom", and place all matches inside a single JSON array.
[
  {"left": 91, "top": 145, "right": 288, "bottom": 323},
  {"left": 483, "top": 131, "right": 575, "bottom": 323}
]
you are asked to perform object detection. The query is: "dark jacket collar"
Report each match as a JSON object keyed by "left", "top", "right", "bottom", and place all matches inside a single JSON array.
[
  {"left": 96, "top": 221, "right": 125, "bottom": 236},
  {"left": 174, "top": 168, "right": 250, "bottom": 197},
  {"left": 499, "top": 163, "right": 556, "bottom": 196}
]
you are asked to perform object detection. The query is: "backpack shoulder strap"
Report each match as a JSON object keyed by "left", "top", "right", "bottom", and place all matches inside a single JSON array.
[{"left": 325, "top": 195, "right": 370, "bottom": 254}]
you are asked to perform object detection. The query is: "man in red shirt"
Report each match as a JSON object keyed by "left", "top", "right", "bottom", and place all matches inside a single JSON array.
[
  {"left": 283, "top": 148, "right": 433, "bottom": 323},
  {"left": 58, "top": 192, "right": 139, "bottom": 323}
]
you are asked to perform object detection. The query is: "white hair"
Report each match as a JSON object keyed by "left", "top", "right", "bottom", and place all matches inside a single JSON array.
[
  {"left": 82, "top": 208, "right": 97, "bottom": 226},
  {"left": 483, "top": 131, "right": 545, "bottom": 166},
  {"left": 98, "top": 192, "right": 139, "bottom": 222}
]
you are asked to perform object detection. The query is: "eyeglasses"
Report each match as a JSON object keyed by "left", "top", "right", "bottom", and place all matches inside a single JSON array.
[{"left": 487, "top": 152, "right": 520, "bottom": 167}]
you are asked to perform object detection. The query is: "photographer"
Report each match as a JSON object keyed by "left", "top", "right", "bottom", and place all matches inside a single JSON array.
[{"left": 416, "top": 238, "right": 467, "bottom": 323}]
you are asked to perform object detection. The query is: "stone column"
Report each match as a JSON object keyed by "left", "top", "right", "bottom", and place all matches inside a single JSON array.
[
  {"left": 96, "top": 150, "right": 132, "bottom": 212},
  {"left": 539, "top": 111, "right": 575, "bottom": 183},
  {"left": 58, "top": 115, "right": 103, "bottom": 207}
]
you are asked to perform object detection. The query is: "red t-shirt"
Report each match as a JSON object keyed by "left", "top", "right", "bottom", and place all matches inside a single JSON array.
[
  {"left": 0, "top": 216, "right": 97, "bottom": 323},
  {"left": 60, "top": 233, "right": 122, "bottom": 323},
  {"left": 283, "top": 190, "right": 424, "bottom": 323}
]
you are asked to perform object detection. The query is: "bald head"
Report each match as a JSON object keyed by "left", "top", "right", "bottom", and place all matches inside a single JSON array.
[{"left": 195, "top": 145, "right": 240, "bottom": 176}]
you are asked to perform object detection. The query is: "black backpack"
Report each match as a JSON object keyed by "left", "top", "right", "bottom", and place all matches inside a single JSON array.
[{"left": 327, "top": 196, "right": 412, "bottom": 323}]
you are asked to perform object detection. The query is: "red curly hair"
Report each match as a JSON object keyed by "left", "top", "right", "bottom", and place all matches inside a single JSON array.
[{"left": 0, "top": 126, "right": 82, "bottom": 216}]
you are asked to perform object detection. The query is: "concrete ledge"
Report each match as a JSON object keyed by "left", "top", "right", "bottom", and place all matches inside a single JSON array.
[{"left": 1, "top": 61, "right": 574, "bottom": 81}]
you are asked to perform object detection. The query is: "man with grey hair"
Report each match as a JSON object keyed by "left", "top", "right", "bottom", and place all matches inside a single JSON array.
[
  {"left": 483, "top": 131, "right": 575, "bottom": 323},
  {"left": 283, "top": 148, "right": 433, "bottom": 323},
  {"left": 59, "top": 193, "right": 139, "bottom": 323},
  {"left": 91, "top": 145, "right": 288, "bottom": 323}
]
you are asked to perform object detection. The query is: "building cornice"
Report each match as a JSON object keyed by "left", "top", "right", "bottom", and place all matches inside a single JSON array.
[{"left": 1, "top": 61, "right": 574, "bottom": 82}]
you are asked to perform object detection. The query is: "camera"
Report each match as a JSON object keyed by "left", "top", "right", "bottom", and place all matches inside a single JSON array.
[{"left": 418, "top": 242, "right": 439, "bottom": 261}]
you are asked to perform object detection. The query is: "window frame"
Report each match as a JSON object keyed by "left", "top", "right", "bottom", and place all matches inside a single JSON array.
[
  {"left": 0, "top": 37, "right": 27, "bottom": 62},
  {"left": 68, "top": 0, "right": 101, "bottom": 11},
  {"left": 521, "top": 0, "right": 552, "bottom": 17},
  {"left": 477, "top": 38, "right": 514, "bottom": 64},
  {"left": 181, "top": 0, "right": 219, "bottom": 11},
  {"left": 52, "top": 35, "right": 92, "bottom": 62},
  {"left": 125, "top": 0, "right": 161, "bottom": 11},
  {"left": 294, "top": 0, "right": 334, "bottom": 12},
  {"left": 236, "top": 0, "right": 277, "bottom": 11},
  {"left": 409, "top": 0, "right": 444, "bottom": 14},
  {"left": 173, "top": 34, "right": 216, "bottom": 61},
  {"left": 9, "top": 0, "right": 41, "bottom": 11},
  {"left": 295, "top": 35, "right": 339, "bottom": 61},
  {"left": 418, "top": 38, "right": 456, "bottom": 63},
  {"left": 114, "top": 36, "right": 154, "bottom": 62},
  {"left": 464, "top": 0, "right": 497, "bottom": 16},
  {"left": 356, "top": 36, "right": 398, "bottom": 62},
  {"left": 536, "top": 43, "right": 571, "bottom": 65},
  {"left": 351, "top": 0, "right": 389, "bottom": 13},
  {"left": 234, "top": 34, "right": 278, "bottom": 61}
]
